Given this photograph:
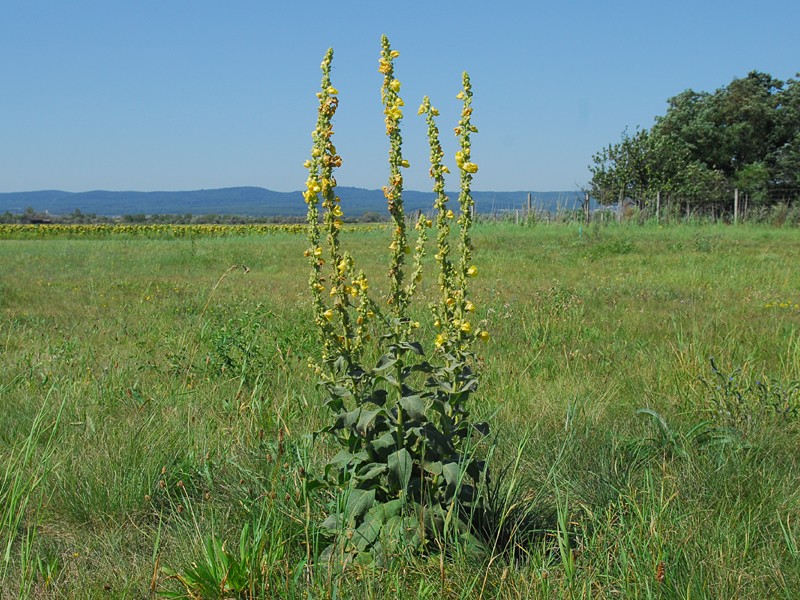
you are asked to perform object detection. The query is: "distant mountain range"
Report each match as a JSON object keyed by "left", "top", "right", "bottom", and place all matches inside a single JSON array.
[{"left": 0, "top": 186, "right": 588, "bottom": 217}]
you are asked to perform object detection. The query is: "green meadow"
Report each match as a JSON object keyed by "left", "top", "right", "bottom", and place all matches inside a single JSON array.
[{"left": 1, "top": 222, "right": 799, "bottom": 598}]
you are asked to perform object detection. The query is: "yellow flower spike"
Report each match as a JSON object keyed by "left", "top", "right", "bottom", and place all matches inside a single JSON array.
[
  {"left": 479, "top": 330, "right": 490, "bottom": 342},
  {"left": 323, "top": 309, "right": 334, "bottom": 321}
]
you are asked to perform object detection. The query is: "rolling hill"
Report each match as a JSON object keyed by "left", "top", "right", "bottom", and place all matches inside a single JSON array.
[{"left": 0, "top": 187, "right": 587, "bottom": 217}]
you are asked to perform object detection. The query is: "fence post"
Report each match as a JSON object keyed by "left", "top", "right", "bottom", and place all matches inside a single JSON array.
[
  {"left": 656, "top": 190, "right": 661, "bottom": 224},
  {"left": 584, "top": 192, "right": 590, "bottom": 225},
  {"left": 734, "top": 188, "right": 739, "bottom": 225}
]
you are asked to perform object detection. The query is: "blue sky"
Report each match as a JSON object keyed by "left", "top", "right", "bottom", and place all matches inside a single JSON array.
[{"left": 1, "top": 1, "right": 797, "bottom": 194}]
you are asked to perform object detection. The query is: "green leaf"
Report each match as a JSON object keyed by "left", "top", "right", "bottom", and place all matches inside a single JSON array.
[
  {"left": 397, "top": 341, "right": 425, "bottom": 355},
  {"left": 374, "top": 353, "right": 398, "bottom": 373},
  {"left": 345, "top": 488, "right": 376, "bottom": 520},
  {"left": 357, "top": 462, "right": 388, "bottom": 482},
  {"left": 372, "top": 431, "right": 398, "bottom": 456},
  {"left": 399, "top": 395, "right": 427, "bottom": 421},
  {"left": 387, "top": 448, "right": 413, "bottom": 496},
  {"left": 357, "top": 408, "right": 382, "bottom": 435},
  {"left": 423, "top": 461, "right": 443, "bottom": 476},
  {"left": 442, "top": 461, "right": 461, "bottom": 500},
  {"left": 368, "top": 389, "right": 388, "bottom": 406},
  {"left": 326, "top": 385, "right": 352, "bottom": 398}
]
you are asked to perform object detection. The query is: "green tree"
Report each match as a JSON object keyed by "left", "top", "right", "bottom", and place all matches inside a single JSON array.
[{"left": 590, "top": 71, "right": 799, "bottom": 214}]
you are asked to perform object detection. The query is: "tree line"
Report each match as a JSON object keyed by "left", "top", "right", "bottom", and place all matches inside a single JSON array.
[{"left": 589, "top": 71, "right": 800, "bottom": 218}]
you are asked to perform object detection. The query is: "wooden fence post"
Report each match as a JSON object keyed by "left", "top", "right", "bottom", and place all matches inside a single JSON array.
[
  {"left": 584, "top": 192, "right": 590, "bottom": 225},
  {"left": 656, "top": 190, "right": 661, "bottom": 224},
  {"left": 734, "top": 188, "right": 739, "bottom": 225}
]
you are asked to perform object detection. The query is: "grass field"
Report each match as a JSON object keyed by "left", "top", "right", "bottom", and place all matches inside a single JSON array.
[{"left": 1, "top": 222, "right": 799, "bottom": 598}]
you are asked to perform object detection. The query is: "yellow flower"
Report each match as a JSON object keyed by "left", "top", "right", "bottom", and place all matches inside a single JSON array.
[
  {"left": 460, "top": 321, "right": 472, "bottom": 334},
  {"left": 467, "top": 265, "right": 478, "bottom": 277},
  {"left": 313, "top": 247, "right": 323, "bottom": 256},
  {"left": 462, "top": 162, "right": 479, "bottom": 174},
  {"left": 337, "top": 260, "right": 348, "bottom": 275},
  {"left": 434, "top": 333, "right": 446, "bottom": 348},
  {"left": 327, "top": 86, "right": 339, "bottom": 95},
  {"left": 446, "top": 209, "right": 455, "bottom": 219},
  {"left": 446, "top": 297, "right": 455, "bottom": 307},
  {"left": 478, "top": 330, "right": 490, "bottom": 342},
  {"left": 465, "top": 301, "right": 476, "bottom": 312},
  {"left": 400, "top": 159, "right": 410, "bottom": 168},
  {"left": 456, "top": 91, "right": 465, "bottom": 100},
  {"left": 323, "top": 309, "right": 334, "bottom": 321},
  {"left": 390, "top": 50, "right": 400, "bottom": 58},
  {"left": 389, "top": 79, "right": 401, "bottom": 92}
]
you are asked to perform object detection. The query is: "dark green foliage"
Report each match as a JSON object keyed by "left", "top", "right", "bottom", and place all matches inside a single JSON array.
[{"left": 315, "top": 342, "right": 489, "bottom": 563}]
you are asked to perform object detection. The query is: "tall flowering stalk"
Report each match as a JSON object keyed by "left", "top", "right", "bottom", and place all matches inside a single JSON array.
[
  {"left": 304, "top": 50, "right": 373, "bottom": 371},
  {"left": 422, "top": 75, "right": 487, "bottom": 357}
]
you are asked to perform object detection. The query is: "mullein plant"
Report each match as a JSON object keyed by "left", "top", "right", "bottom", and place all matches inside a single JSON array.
[{"left": 303, "top": 36, "right": 489, "bottom": 564}]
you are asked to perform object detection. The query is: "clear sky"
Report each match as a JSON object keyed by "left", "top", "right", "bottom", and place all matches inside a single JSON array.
[{"left": 1, "top": 0, "right": 797, "bottom": 194}]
